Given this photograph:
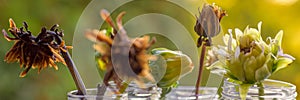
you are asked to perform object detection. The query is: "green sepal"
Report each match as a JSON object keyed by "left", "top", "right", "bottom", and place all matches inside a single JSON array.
[{"left": 239, "top": 84, "right": 252, "bottom": 100}]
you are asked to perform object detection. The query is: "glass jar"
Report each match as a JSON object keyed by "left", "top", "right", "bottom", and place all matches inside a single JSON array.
[
  {"left": 126, "top": 83, "right": 162, "bottom": 100},
  {"left": 68, "top": 82, "right": 161, "bottom": 100},
  {"left": 166, "top": 86, "right": 219, "bottom": 100},
  {"left": 67, "top": 88, "right": 128, "bottom": 100},
  {"left": 221, "top": 79, "right": 297, "bottom": 100}
]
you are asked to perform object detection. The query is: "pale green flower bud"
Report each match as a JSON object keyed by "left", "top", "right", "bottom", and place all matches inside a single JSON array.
[
  {"left": 207, "top": 22, "right": 295, "bottom": 99},
  {"left": 208, "top": 22, "right": 294, "bottom": 84},
  {"left": 150, "top": 48, "right": 194, "bottom": 97}
]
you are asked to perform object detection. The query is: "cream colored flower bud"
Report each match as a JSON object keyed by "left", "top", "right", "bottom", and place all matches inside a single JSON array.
[{"left": 207, "top": 22, "right": 294, "bottom": 84}]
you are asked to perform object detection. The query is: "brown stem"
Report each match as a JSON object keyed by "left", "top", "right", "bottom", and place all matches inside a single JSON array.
[
  {"left": 61, "top": 51, "right": 87, "bottom": 95},
  {"left": 195, "top": 44, "right": 207, "bottom": 98}
]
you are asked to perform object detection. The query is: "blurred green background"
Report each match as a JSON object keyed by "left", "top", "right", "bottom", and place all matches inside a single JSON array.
[{"left": 1, "top": 0, "right": 300, "bottom": 99}]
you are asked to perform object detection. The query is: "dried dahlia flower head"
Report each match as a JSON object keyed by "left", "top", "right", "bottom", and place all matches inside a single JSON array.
[
  {"left": 2, "top": 18, "right": 72, "bottom": 77},
  {"left": 85, "top": 9, "right": 156, "bottom": 89}
]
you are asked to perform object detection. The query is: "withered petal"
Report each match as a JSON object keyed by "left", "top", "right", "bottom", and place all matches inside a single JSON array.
[
  {"left": 2, "top": 29, "right": 18, "bottom": 41},
  {"left": 100, "top": 9, "right": 117, "bottom": 29},
  {"left": 9, "top": 18, "right": 16, "bottom": 29},
  {"left": 49, "top": 45, "right": 66, "bottom": 65},
  {"left": 19, "top": 66, "right": 31, "bottom": 77},
  {"left": 116, "top": 11, "right": 126, "bottom": 34},
  {"left": 93, "top": 44, "right": 107, "bottom": 55},
  {"left": 85, "top": 29, "right": 113, "bottom": 45}
]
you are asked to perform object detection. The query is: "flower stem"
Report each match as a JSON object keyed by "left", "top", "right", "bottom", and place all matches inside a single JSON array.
[
  {"left": 257, "top": 82, "right": 265, "bottom": 100},
  {"left": 195, "top": 44, "right": 207, "bottom": 97},
  {"left": 119, "top": 81, "right": 130, "bottom": 93},
  {"left": 96, "top": 84, "right": 106, "bottom": 100},
  {"left": 239, "top": 84, "right": 251, "bottom": 100},
  {"left": 61, "top": 51, "right": 87, "bottom": 95}
]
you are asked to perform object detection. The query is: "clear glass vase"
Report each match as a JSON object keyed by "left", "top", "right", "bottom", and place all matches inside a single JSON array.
[
  {"left": 67, "top": 88, "right": 128, "bottom": 100},
  {"left": 166, "top": 86, "right": 219, "bottom": 100},
  {"left": 221, "top": 79, "right": 297, "bottom": 100},
  {"left": 68, "top": 82, "right": 162, "bottom": 100}
]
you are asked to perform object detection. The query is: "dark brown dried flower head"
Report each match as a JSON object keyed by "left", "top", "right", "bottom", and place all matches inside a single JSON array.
[
  {"left": 2, "top": 18, "right": 72, "bottom": 77},
  {"left": 85, "top": 10, "right": 156, "bottom": 90},
  {"left": 194, "top": 3, "right": 227, "bottom": 47}
]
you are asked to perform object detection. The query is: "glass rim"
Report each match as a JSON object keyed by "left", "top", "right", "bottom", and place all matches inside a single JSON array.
[
  {"left": 224, "top": 78, "right": 296, "bottom": 90},
  {"left": 166, "top": 86, "right": 219, "bottom": 99},
  {"left": 173, "top": 86, "right": 218, "bottom": 91},
  {"left": 67, "top": 88, "right": 128, "bottom": 98}
]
